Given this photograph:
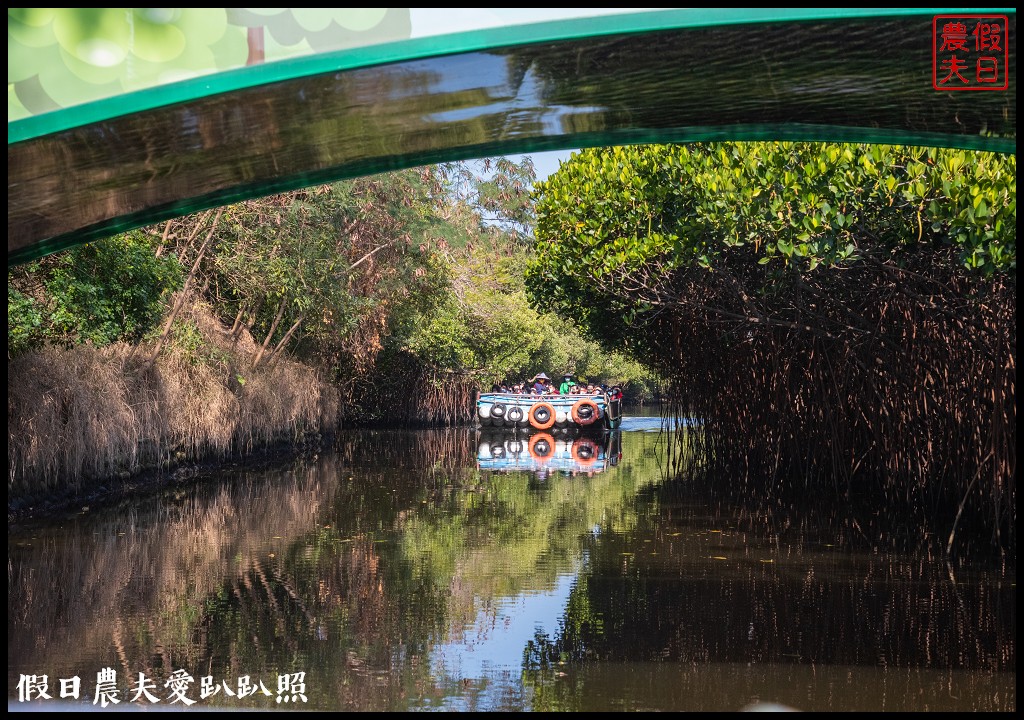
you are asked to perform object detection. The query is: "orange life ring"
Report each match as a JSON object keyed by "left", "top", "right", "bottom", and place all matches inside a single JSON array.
[
  {"left": 528, "top": 401, "right": 556, "bottom": 430},
  {"left": 571, "top": 398, "right": 600, "bottom": 426},
  {"left": 528, "top": 432, "right": 555, "bottom": 460},
  {"left": 571, "top": 437, "right": 599, "bottom": 466}
]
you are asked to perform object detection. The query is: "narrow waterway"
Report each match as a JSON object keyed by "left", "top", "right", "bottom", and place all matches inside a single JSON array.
[{"left": 8, "top": 413, "right": 1015, "bottom": 712}]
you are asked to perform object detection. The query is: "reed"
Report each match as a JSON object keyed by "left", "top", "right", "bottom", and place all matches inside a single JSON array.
[{"left": 8, "top": 299, "right": 338, "bottom": 503}]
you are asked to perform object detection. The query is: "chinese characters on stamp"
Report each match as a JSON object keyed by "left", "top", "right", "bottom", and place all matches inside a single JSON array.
[{"left": 933, "top": 14, "right": 1009, "bottom": 90}]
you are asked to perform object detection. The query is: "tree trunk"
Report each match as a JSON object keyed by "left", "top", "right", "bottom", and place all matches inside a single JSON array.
[
  {"left": 230, "top": 305, "right": 249, "bottom": 339},
  {"left": 267, "top": 314, "right": 305, "bottom": 365},
  {"left": 154, "top": 220, "right": 173, "bottom": 257},
  {"left": 178, "top": 210, "right": 213, "bottom": 262},
  {"left": 246, "top": 26, "right": 265, "bottom": 65},
  {"left": 144, "top": 208, "right": 223, "bottom": 365},
  {"left": 253, "top": 297, "right": 287, "bottom": 367}
]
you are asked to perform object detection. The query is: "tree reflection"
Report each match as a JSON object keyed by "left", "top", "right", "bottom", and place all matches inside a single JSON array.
[
  {"left": 522, "top": 474, "right": 1016, "bottom": 711},
  {"left": 8, "top": 428, "right": 1013, "bottom": 711}
]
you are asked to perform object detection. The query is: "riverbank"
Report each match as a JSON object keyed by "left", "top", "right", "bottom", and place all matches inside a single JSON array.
[
  {"left": 7, "top": 431, "right": 326, "bottom": 524},
  {"left": 7, "top": 295, "right": 489, "bottom": 519},
  {"left": 8, "top": 299, "right": 339, "bottom": 514}
]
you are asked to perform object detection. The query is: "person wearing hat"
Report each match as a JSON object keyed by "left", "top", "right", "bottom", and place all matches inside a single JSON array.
[
  {"left": 559, "top": 374, "right": 576, "bottom": 395},
  {"left": 531, "top": 372, "right": 550, "bottom": 395}
]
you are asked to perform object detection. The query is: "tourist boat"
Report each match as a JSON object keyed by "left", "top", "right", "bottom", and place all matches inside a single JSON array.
[
  {"left": 476, "top": 388, "right": 623, "bottom": 432},
  {"left": 476, "top": 428, "right": 622, "bottom": 476}
]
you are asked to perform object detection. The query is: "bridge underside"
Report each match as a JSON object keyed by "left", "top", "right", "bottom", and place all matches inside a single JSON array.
[{"left": 8, "top": 10, "right": 1016, "bottom": 265}]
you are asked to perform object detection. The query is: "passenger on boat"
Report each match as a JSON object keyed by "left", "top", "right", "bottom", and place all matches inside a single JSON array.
[
  {"left": 559, "top": 374, "right": 576, "bottom": 394},
  {"left": 531, "top": 372, "right": 551, "bottom": 394}
]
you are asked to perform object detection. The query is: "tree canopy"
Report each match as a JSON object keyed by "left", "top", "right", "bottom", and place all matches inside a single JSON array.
[
  {"left": 527, "top": 142, "right": 1015, "bottom": 547},
  {"left": 527, "top": 142, "right": 1014, "bottom": 357}
]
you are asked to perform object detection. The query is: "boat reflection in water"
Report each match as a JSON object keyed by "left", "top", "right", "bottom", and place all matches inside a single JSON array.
[{"left": 476, "top": 428, "right": 622, "bottom": 478}]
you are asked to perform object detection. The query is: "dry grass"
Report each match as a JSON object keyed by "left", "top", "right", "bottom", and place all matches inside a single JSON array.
[{"left": 8, "top": 299, "right": 338, "bottom": 502}]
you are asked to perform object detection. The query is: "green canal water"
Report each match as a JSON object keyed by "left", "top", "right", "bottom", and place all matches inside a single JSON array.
[{"left": 8, "top": 415, "right": 1015, "bottom": 711}]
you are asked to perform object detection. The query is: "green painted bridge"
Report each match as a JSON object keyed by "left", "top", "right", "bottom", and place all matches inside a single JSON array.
[{"left": 8, "top": 8, "right": 1016, "bottom": 266}]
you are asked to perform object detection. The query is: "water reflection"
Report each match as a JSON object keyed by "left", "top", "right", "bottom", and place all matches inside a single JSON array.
[
  {"left": 476, "top": 428, "right": 622, "bottom": 478},
  {"left": 7, "top": 424, "right": 1015, "bottom": 711}
]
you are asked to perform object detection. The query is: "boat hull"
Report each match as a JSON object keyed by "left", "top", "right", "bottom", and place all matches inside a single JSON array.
[{"left": 476, "top": 392, "right": 622, "bottom": 432}]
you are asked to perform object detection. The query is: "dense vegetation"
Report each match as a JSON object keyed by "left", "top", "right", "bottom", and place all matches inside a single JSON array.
[
  {"left": 8, "top": 158, "right": 659, "bottom": 497},
  {"left": 8, "top": 232, "right": 184, "bottom": 353},
  {"left": 9, "top": 141, "right": 1015, "bottom": 553},
  {"left": 528, "top": 142, "right": 1015, "bottom": 550}
]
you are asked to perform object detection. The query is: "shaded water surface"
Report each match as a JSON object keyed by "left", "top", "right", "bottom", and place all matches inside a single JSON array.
[{"left": 8, "top": 418, "right": 1015, "bottom": 711}]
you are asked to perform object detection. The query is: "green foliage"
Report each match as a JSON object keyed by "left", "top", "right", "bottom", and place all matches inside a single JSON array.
[
  {"left": 408, "top": 247, "right": 546, "bottom": 378},
  {"left": 167, "top": 318, "right": 230, "bottom": 366},
  {"left": 7, "top": 284, "right": 43, "bottom": 354},
  {"left": 404, "top": 239, "right": 663, "bottom": 391},
  {"left": 543, "top": 143, "right": 1014, "bottom": 274},
  {"left": 7, "top": 232, "right": 182, "bottom": 352},
  {"left": 527, "top": 141, "right": 1015, "bottom": 354},
  {"left": 207, "top": 171, "right": 454, "bottom": 367},
  {"left": 433, "top": 157, "right": 537, "bottom": 244},
  {"left": 7, "top": 153, "right": 662, "bottom": 412}
]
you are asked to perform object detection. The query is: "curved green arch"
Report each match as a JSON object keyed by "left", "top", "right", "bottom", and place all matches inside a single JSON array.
[{"left": 7, "top": 8, "right": 1017, "bottom": 265}]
